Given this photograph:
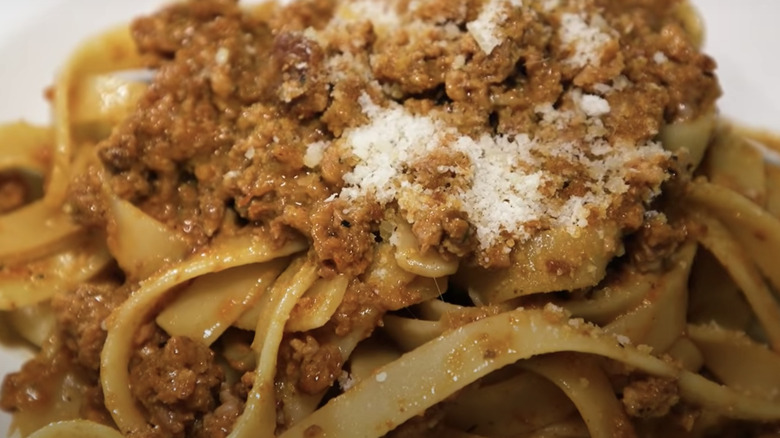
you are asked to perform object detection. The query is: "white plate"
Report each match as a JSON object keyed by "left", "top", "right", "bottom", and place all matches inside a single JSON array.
[{"left": 0, "top": 0, "right": 778, "bottom": 435}]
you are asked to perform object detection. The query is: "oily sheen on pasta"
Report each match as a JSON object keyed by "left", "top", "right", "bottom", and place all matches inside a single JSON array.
[{"left": 1, "top": 0, "right": 780, "bottom": 437}]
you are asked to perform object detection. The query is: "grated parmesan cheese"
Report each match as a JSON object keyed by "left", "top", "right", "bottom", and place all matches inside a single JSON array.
[
  {"left": 653, "top": 51, "right": 669, "bottom": 64},
  {"left": 577, "top": 93, "right": 611, "bottom": 117},
  {"left": 319, "top": 92, "right": 670, "bottom": 249},
  {"left": 303, "top": 141, "right": 328, "bottom": 168},
  {"left": 559, "top": 12, "right": 613, "bottom": 68},
  {"left": 335, "top": 0, "right": 401, "bottom": 35},
  {"left": 290, "top": 0, "right": 678, "bottom": 254},
  {"left": 539, "top": 0, "right": 560, "bottom": 12},
  {"left": 215, "top": 47, "right": 230, "bottom": 65},
  {"left": 466, "top": 0, "right": 522, "bottom": 54}
]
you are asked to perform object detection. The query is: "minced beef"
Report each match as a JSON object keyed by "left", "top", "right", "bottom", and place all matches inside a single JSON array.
[
  {"left": 129, "top": 328, "right": 224, "bottom": 438},
  {"left": 86, "top": 0, "right": 718, "bottom": 272}
]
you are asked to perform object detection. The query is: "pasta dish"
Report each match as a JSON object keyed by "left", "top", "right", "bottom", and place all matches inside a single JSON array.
[{"left": 1, "top": 0, "right": 780, "bottom": 436}]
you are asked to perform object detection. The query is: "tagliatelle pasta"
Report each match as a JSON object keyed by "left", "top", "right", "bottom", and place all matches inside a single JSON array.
[{"left": 1, "top": 0, "right": 780, "bottom": 437}]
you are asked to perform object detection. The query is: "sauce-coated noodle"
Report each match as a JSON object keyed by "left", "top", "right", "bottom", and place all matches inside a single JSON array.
[{"left": 1, "top": 0, "right": 780, "bottom": 437}]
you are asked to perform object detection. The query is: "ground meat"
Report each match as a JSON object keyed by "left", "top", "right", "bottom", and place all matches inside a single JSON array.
[
  {"left": 0, "top": 172, "right": 29, "bottom": 213},
  {"left": 84, "top": 0, "right": 718, "bottom": 273},
  {"left": 282, "top": 334, "right": 343, "bottom": 395},
  {"left": 626, "top": 212, "right": 688, "bottom": 272},
  {"left": 65, "top": 163, "right": 110, "bottom": 228},
  {"left": 622, "top": 376, "right": 680, "bottom": 418},
  {"left": 1, "top": 282, "right": 124, "bottom": 426},
  {"left": 53, "top": 281, "right": 128, "bottom": 373},
  {"left": 190, "top": 383, "right": 247, "bottom": 438},
  {"left": 99, "top": 0, "right": 279, "bottom": 245},
  {"left": 129, "top": 330, "right": 224, "bottom": 438},
  {"left": 0, "top": 349, "right": 69, "bottom": 413},
  {"left": 309, "top": 199, "right": 381, "bottom": 277},
  {"left": 0, "top": 0, "right": 727, "bottom": 435}
]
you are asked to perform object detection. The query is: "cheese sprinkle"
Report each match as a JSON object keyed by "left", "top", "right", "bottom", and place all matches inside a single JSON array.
[{"left": 288, "top": 0, "right": 717, "bottom": 258}]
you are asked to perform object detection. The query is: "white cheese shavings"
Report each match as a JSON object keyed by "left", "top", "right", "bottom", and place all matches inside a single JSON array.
[
  {"left": 653, "top": 51, "right": 669, "bottom": 64},
  {"left": 466, "top": 0, "right": 522, "bottom": 54},
  {"left": 559, "top": 12, "right": 613, "bottom": 68},
  {"left": 577, "top": 93, "right": 611, "bottom": 117},
  {"left": 335, "top": 0, "right": 401, "bottom": 35},
  {"left": 320, "top": 93, "right": 671, "bottom": 249},
  {"left": 215, "top": 47, "right": 230, "bottom": 65},
  {"left": 338, "top": 370, "right": 356, "bottom": 390},
  {"left": 339, "top": 94, "right": 440, "bottom": 204},
  {"left": 223, "top": 170, "right": 240, "bottom": 181},
  {"left": 303, "top": 141, "right": 328, "bottom": 168}
]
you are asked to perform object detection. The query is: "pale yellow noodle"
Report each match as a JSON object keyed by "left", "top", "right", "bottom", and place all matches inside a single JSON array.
[
  {"left": 285, "top": 274, "right": 350, "bottom": 332},
  {"left": 442, "top": 369, "right": 576, "bottom": 436},
  {"left": 279, "top": 307, "right": 678, "bottom": 438},
  {"left": 688, "top": 208, "right": 780, "bottom": 351},
  {"left": 0, "top": 123, "right": 52, "bottom": 174},
  {"left": 156, "top": 260, "right": 287, "bottom": 345},
  {"left": 105, "top": 193, "right": 191, "bottom": 279},
  {"left": 0, "top": 235, "right": 111, "bottom": 310},
  {"left": 603, "top": 244, "right": 695, "bottom": 352},
  {"left": 561, "top": 267, "right": 655, "bottom": 325},
  {"left": 390, "top": 219, "right": 459, "bottom": 277},
  {"left": 688, "top": 180, "right": 780, "bottom": 295},
  {"left": 688, "top": 323, "right": 780, "bottom": 401},
  {"left": 521, "top": 354, "right": 636, "bottom": 438},
  {"left": 47, "top": 26, "right": 143, "bottom": 206},
  {"left": 101, "top": 233, "right": 306, "bottom": 435},
  {"left": 382, "top": 314, "right": 445, "bottom": 351},
  {"left": 658, "top": 110, "right": 716, "bottom": 168},
  {"left": 229, "top": 256, "right": 318, "bottom": 438},
  {"left": 461, "top": 223, "right": 621, "bottom": 303},
  {"left": 25, "top": 420, "right": 123, "bottom": 438},
  {"left": 703, "top": 124, "right": 767, "bottom": 204},
  {"left": 0, "top": 201, "right": 82, "bottom": 265}
]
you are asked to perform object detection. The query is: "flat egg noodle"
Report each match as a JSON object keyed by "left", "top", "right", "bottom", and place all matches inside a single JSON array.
[
  {"left": 47, "top": 25, "right": 144, "bottom": 207},
  {"left": 461, "top": 224, "right": 621, "bottom": 303},
  {"left": 521, "top": 354, "right": 636, "bottom": 438},
  {"left": 703, "top": 124, "right": 767, "bottom": 204},
  {"left": 688, "top": 323, "right": 780, "bottom": 402},
  {"left": 6, "top": 303, "right": 57, "bottom": 347},
  {"left": 101, "top": 233, "right": 306, "bottom": 435},
  {"left": 0, "top": 123, "right": 52, "bottom": 175},
  {"left": 228, "top": 256, "right": 318, "bottom": 438},
  {"left": 603, "top": 244, "right": 695, "bottom": 352},
  {"left": 0, "top": 234, "right": 111, "bottom": 310},
  {"left": 766, "top": 163, "right": 780, "bottom": 218},
  {"left": 658, "top": 111, "right": 716, "bottom": 168},
  {"left": 688, "top": 180, "right": 780, "bottom": 297},
  {"left": 0, "top": 200, "right": 83, "bottom": 265},
  {"left": 104, "top": 192, "right": 192, "bottom": 280},
  {"left": 382, "top": 314, "right": 445, "bottom": 351},
  {"left": 25, "top": 420, "right": 124, "bottom": 438},
  {"left": 441, "top": 368, "right": 577, "bottom": 435},
  {"left": 560, "top": 267, "right": 655, "bottom": 325},
  {"left": 156, "top": 260, "right": 288, "bottom": 346},
  {"left": 278, "top": 306, "right": 780, "bottom": 438},
  {"left": 390, "top": 219, "right": 459, "bottom": 277},
  {"left": 285, "top": 274, "right": 350, "bottom": 332},
  {"left": 687, "top": 207, "right": 780, "bottom": 351},
  {"left": 664, "top": 335, "right": 704, "bottom": 372}
]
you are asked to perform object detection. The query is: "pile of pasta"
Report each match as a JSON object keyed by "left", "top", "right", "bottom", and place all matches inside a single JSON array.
[{"left": 2, "top": 6, "right": 780, "bottom": 438}]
